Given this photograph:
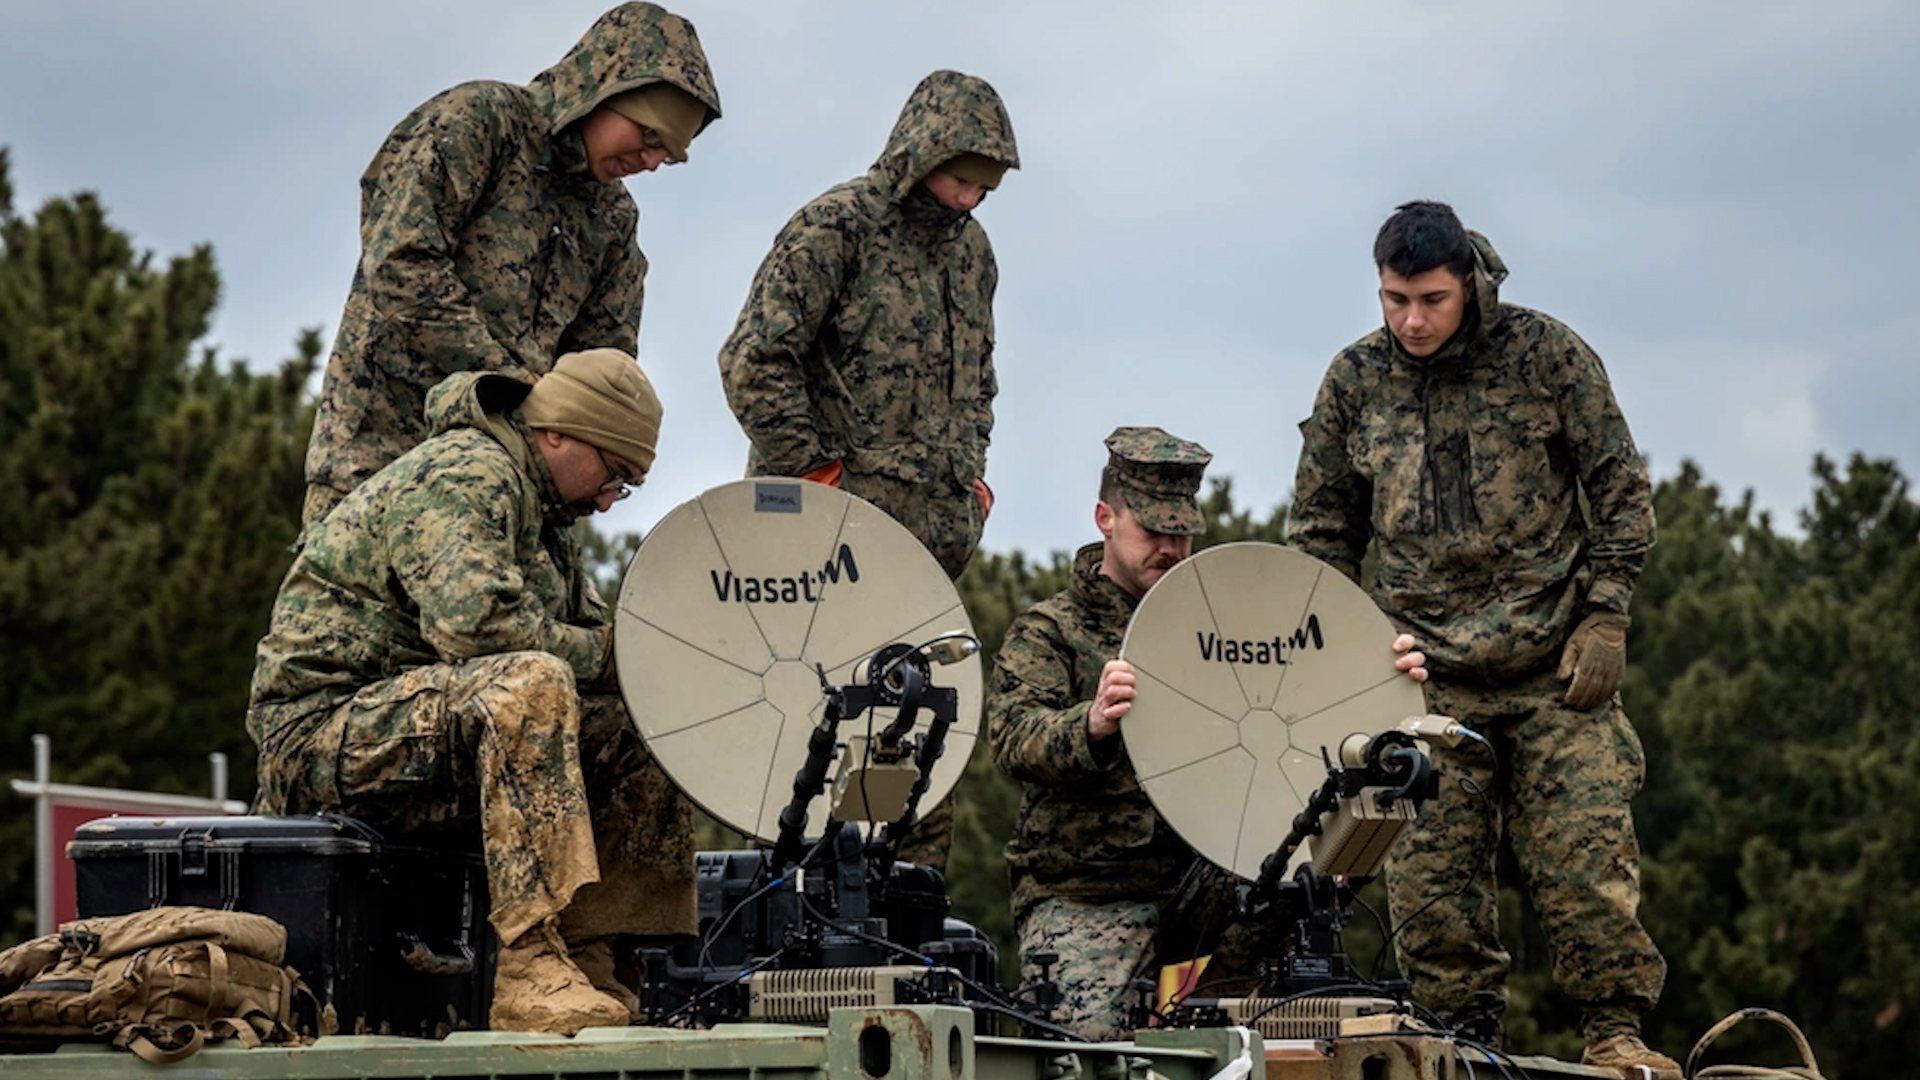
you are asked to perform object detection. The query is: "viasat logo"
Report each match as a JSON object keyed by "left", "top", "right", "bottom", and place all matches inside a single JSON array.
[
  {"left": 1194, "top": 614, "right": 1325, "bottom": 665},
  {"left": 709, "top": 544, "right": 860, "bottom": 604}
]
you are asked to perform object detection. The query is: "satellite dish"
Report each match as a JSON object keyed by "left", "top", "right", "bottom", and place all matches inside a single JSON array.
[
  {"left": 1119, "top": 542, "right": 1427, "bottom": 881},
  {"left": 613, "top": 479, "right": 981, "bottom": 843}
]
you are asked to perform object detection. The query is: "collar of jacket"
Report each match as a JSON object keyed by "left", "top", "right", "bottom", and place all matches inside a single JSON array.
[
  {"left": 1072, "top": 541, "right": 1143, "bottom": 619},
  {"left": 879, "top": 173, "right": 971, "bottom": 242},
  {"left": 481, "top": 407, "right": 576, "bottom": 528},
  {"left": 542, "top": 123, "right": 593, "bottom": 179}
]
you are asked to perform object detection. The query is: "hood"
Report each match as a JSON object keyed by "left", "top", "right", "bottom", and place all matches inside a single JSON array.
[
  {"left": 427, "top": 371, "right": 575, "bottom": 523},
  {"left": 425, "top": 371, "right": 533, "bottom": 438},
  {"left": 871, "top": 70, "right": 1019, "bottom": 203},
  {"left": 531, "top": 2, "right": 722, "bottom": 138},
  {"left": 1467, "top": 230, "right": 1507, "bottom": 332},
  {"left": 1393, "top": 229, "right": 1509, "bottom": 368}
]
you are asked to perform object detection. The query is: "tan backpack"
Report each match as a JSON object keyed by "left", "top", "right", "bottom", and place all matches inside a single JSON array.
[{"left": 0, "top": 906, "right": 315, "bottom": 1063}]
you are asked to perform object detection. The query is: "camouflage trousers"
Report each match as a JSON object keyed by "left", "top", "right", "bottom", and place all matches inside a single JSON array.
[
  {"left": 1385, "top": 667, "right": 1667, "bottom": 1041},
  {"left": 1017, "top": 896, "right": 1158, "bottom": 1042},
  {"left": 254, "top": 651, "right": 696, "bottom": 946},
  {"left": 844, "top": 471, "right": 984, "bottom": 580}
]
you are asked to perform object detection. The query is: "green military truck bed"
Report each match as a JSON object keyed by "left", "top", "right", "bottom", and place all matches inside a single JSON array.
[{"left": 0, "top": 1006, "right": 1617, "bottom": 1080}]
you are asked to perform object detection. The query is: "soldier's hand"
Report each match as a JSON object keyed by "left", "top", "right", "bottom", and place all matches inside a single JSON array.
[
  {"left": 1391, "top": 633, "right": 1429, "bottom": 683},
  {"left": 1089, "top": 659, "right": 1136, "bottom": 742},
  {"left": 1557, "top": 611, "right": 1629, "bottom": 711}
]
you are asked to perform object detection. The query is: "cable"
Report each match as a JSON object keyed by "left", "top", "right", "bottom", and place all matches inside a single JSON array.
[
  {"left": 690, "top": 870, "right": 784, "bottom": 1003},
  {"left": 655, "top": 945, "right": 794, "bottom": 1028},
  {"left": 1352, "top": 887, "right": 1393, "bottom": 978},
  {"left": 1449, "top": 1035, "right": 1533, "bottom": 1080},
  {"left": 1241, "top": 980, "right": 1393, "bottom": 1025},
  {"left": 861, "top": 693, "right": 878, "bottom": 850},
  {"left": 679, "top": 836, "right": 845, "bottom": 1024},
  {"left": 1374, "top": 728, "right": 1503, "bottom": 978},
  {"left": 792, "top": 892, "right": 1090, "bottom": 1042}
]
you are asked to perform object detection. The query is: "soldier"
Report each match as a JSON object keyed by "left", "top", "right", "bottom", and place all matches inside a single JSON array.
[
  {"left": 1289, "top": 201, "right": 1678, "bottom": 1077},
  {"left": 249, "top": 349, "right": 692, "bottom": 1035},
  {"left": 718, "top": 68, "right": 1017, "bottom": 872},
  {"left": 989, "top": 427, "right": 1429, "bottom": 1041},
  {"left": 303, "top": 2, "right": 721, "bottom": 527},
  {"left": 717, "top": 68, "right": 1016, "bottom": 581}
]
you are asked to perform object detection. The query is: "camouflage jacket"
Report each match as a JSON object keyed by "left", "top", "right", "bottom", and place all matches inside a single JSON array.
[
  {"left": 251, "top": 370, "right": 610, "bottom": 749},
  {"left": 1289, "top": 233, "right": 1655, "bottom": 683},
  {"left": 717, "top": 70, "right": 1017, "bottom": 496},
  {"left": 304, "top": 2, "right": 720, "bottom": 515},
  {"left": 989, "top": 543, "right": 1196, "bottom": 917}
]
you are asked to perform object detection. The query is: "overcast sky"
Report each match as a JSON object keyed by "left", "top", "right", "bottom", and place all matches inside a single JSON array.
[{"left": 4, "top": 0, "right": 1915, "bottom": 558}]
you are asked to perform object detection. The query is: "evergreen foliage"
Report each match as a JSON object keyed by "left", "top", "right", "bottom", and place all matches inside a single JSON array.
[
  {"left": 0, "top": 150, "right": 316, "bottom": 942},
  {"left": 4, "top": 152, "right": 1919, "bottom": 1075}
]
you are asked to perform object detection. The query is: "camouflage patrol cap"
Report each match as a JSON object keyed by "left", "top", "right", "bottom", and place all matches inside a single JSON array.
[
  {"left": 1104, "top": 426, "right": 1212, "bottom": 535},
  {"left": 522, "top": 349, "right": 663, "bottom": 474}
]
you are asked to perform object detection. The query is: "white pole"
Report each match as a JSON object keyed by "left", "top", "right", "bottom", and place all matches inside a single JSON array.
[
  {"left": 210, "top": 752, "right": 229, "bottom": 804},
  {"left": 32, "top": 734, "right": 52, "bottom": 935}
]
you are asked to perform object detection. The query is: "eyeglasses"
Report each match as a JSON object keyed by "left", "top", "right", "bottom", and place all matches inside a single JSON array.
[
  {"left": 595, "top": 446, "right": 644, "bottom": 501},
  {"left": 640, "top": 126, "right": 680, "bottom": 168}
]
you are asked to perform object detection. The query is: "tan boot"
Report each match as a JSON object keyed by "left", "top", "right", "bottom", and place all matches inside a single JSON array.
[
  {"left": 568, "top": 936, "right": 641, "bottom": 1021},
  {"left": 489, "top": 920, "right": 630, "bottom": 1035},
  {"left": 1581, "top": 1033, "right": 1683, "bottom": 1080}
]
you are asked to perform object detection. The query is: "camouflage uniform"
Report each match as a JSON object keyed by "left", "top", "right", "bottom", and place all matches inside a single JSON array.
[
  {"left": 1289, "top": 231, "right": 1664, "bottom": 1041},
  {"left": 251, "top": 370, "right": 694, "bottom": 947},
  {"left": 717, "top": 70, "right": 1018, "bottom": 580},
  {"left": 303, "top": 2, "right": 721, "bottom": 525},
  {"left": 988, "top": 429, "right": 1212, "bottom": 1041}
]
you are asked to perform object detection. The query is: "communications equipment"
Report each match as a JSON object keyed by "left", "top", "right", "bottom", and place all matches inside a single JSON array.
[
  {"left": 612, "top": 480, "right": 1011, "bottom": 1028},
  {"left": 1118, "top": 542, "right": 1469, "bottom": 1038}
]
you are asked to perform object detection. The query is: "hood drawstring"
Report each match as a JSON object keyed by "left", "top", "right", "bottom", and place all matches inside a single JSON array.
[
  {"left": 1412, "top": 302, "right": 1484, "bottom": 537},
  {"left": 1418, "top": 368, "right": 1440, "bottom": 535}
]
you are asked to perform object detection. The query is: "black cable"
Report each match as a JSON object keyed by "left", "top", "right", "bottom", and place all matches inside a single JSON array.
[
  {"left": 1170, "top": 970, "right": 1264, "bottom": 1002},
  {"left": 683, "top": 838, "right": 844, "bottom": 1022},
  {"left": 861, "top": 693, "right": 878, "bottom": 850},
  {"left": 655, "top": 945, "right": 794, "bottom": 1028},
  {"left": 1242, "top": 980, "right": 1392, "bottom": 1025},
  {"left": 962, "top": 998, "right": 1089, "bottom": 1042},
  {"left": 1352, "top": 887, "right": 1393, "bottom": 978},
  {"left": 1374, "top": 729, "right": 1503, "bottom": 978},
  {"left": 690, "top": 869, "right": 784, "bottom": 1003},
  {"left": 1450, "top": 1035, "right": 1533, "bottom": 1080},
  {"left": 793, "top": 892, "right": 1089, "bottom": 1043}
]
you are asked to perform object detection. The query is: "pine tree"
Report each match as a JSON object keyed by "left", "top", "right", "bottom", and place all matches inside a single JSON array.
[
  {"left": 0, "top": 149, "right": 316, "bottom": 942},
  {"left": 1620, "top": 454, "right": 1920, "bottom": 1074}
]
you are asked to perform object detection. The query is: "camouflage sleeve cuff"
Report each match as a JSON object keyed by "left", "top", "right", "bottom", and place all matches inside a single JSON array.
[
  {"left": 1585, "top": 578, "right": 1633, "bottom": 616},
  {"left": 1088, "top": 719, "right": 1123, "bottom": 769},
  {"left": 546, "top": 623, "right": 608, "bottom": 684}
]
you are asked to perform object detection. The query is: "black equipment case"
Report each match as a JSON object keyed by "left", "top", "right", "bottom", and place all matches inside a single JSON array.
[{"left": 68, "top": 814, "right": 491, "bottom": 1037}]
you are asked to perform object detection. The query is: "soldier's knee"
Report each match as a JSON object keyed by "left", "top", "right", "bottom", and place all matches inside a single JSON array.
[
  {"left": 486, "top": 651, "right": 577, "bottom": 694},
  {"left": 465, "top": 652, "right": 581, "bottom": 738}
]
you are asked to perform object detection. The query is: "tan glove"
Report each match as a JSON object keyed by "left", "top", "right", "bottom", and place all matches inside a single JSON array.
[{"left": 1557, "top": 611, "right": 1629, "bottom": 711}]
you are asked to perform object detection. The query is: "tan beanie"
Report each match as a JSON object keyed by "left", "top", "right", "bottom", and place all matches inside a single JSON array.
[
  {"left": 936, "top": 152, "right": 1009, "bottom": 190},
  {"left": 521, "top": 349, "right": 663, "bottom": 475},
  {"left": 604, "top": 82, "right": 709, "bottom": 163}
]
